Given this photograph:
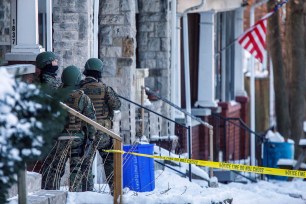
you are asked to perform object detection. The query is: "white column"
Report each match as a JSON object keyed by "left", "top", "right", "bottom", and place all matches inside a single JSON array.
[
  {"left": 234, "top": 8, "right": 247, "bottom": 97},
  {"left": 195, "top": 11, "right": 217, "bottom": 108},
  {"left": 11, "top": 0, "right": 44, "bottom": 53},
  {"left": 46, "top": 0, "right": 53, "bottom": 51}
]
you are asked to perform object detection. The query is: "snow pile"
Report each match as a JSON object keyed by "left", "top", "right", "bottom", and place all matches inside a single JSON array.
[
  {"left": 265, "top": 130, "right": 285, "bottom": 142},
  {"left": 67, "top": 169, "right": 306, "bottom": 204},
  {"left": 299, "top": 139, "right": 306, "bottom": 146}
]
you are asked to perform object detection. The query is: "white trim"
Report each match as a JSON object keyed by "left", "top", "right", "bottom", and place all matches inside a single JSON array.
[{"left": 177, "top": 0, "right": 243, "bottom": 14}]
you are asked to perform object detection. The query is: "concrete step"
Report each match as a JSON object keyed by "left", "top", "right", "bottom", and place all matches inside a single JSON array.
[
  {"left": 8, "top": 190, "right": 67, "bottom": 204},
  {"left": 8, "top": 171, "right": 42, "bottom": 198}
]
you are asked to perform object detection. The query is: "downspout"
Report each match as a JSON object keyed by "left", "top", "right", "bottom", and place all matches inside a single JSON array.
[
  {"left": 250, "top": 0, "right": 268, "bottom": 167},
  {"left": 93, "top": 0, "right": 99, "bottom": 58},
  {"left": 182, "top": 0, "right": 206, "bottom": 181},
  {"left": 92, "top": 0, "right": 99, "bottom": 185},
  {"left": 171, "top": 0, "right": 177, "bottom": 122}
]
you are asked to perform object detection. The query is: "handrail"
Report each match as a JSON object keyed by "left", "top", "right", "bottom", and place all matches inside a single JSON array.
[
  {"left": 60, "top": 102, "right": 122, "bottom": 141},
  {"left": 142, "top": 86, "right": 214, "bottom": 177},
  {"left": 117, "top": 94, "right": 187, "bottom": 128},
  {"left": 118, "top": 93, "right": 194, "bottom": 181},
  {"left": 143, "top": 86, "right": 213, "bottom": 130},
  {"left": 211, "top": 113, "right": 264, "bottom": 139}
]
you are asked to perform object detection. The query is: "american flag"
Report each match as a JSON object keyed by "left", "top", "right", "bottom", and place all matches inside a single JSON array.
[{"left": 238, "top": 12, "right": 273, "bottom": 63}]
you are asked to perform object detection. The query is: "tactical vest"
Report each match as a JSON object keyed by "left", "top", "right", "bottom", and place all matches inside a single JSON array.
[
  {"left": 65, "top": 90, "right": 83, "bottom": 132},
  {"left": 81, "top": 82, "right": 110, "bottom": 126}
]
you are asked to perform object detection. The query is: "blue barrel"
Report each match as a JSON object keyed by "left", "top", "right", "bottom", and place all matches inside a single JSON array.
[
  {"left": 263, "top": 141, "right": 294, "bottom": 180},
  {"left": 123, "top": 144, "right": 155, "bottom": 192}
]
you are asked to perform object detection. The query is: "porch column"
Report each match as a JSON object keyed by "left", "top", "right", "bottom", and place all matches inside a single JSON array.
[
  {"left": 195, "top": 11, "right": 217, "bottom": 108},
  {"left": 6, "top": 0, "right": 44, "bottom": 62},
  {"left": 234, "top": 8, "right": 247, "bottom": 97}
]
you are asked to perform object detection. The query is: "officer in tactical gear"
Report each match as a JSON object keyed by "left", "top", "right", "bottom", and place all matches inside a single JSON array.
[
  {"left": 41, "top": 65, "right": 96, "bottom": 192},
  {"left": 35, "top": 51, "right": 61, "bottom": 89},
  {"left": 80, "top": 58, "right": 121, "bottom": 193}
]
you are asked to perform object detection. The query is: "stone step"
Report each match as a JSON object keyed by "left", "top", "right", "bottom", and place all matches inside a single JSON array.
[
  {"left": 8, "top": 190, "right": 67, "bottom": 204},
  {"left": 8, "top": 171, "right": 42, "bottom": 198}
]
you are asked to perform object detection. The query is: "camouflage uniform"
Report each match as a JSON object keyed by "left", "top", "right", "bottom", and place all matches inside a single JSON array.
[
  {"left": 40, "top": 73, "right": 61, "bottom": 90},
  {"left": 41, "top": 89, "right": 96, "bottom": 191},
  {"left": 35, "top": 51, "right": 61, "bottom": 92},
  {"left": 41, "top": 65, "right": 96, "bottom": 192},
  {"left": 80, "top": 76, "right": 121, "bottom": 192}
]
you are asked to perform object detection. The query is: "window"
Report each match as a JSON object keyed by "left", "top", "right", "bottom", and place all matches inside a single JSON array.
[{"left": 38, "top": 0, "right": 52, "bottom": 51}]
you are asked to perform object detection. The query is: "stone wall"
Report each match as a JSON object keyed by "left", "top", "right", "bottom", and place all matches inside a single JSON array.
[
  {"left": 0, "top": 0, "right": 11, "bottom": 65},
  {"left": 137, "top": 0, "right": 171, "bottom": 98},
  {"left": 52, "top": 0, "right": 93, "bottom": 69},
  {"left": 136, "top": 0, "right": 172, "bottom": 137},
  {"left": 99, "top": 0, "right": 137, "bottom": 143}
]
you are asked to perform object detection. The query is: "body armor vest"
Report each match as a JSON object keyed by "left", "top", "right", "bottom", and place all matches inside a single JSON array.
[
  {"left": 65, "top": 90, "right": 83, "bottom": 132},
  {"left": 81, "top": 82, "right": 109, "bottom": 125}
]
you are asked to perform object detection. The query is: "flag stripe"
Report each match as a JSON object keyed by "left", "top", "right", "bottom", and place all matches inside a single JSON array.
[{"left": 238, "top": 11, "right": 273, "bottom": 63}]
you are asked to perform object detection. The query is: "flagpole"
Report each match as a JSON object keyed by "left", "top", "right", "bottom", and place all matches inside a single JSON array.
[
  {"left": 250, "top": 3, "right": 256, "bottom": 168},
  {"left": 249, "top": 0, "right": 268, "bottom": 168}
]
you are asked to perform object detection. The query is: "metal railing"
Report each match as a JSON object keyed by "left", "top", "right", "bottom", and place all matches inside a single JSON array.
[
  {"left": 210, "top": 113, "right": 267, "bottom": 181},
  {"left": 142, "top": 87, "right": 214, "bottom": 177},
  {"left": 117, "top": 94, "right": 193, "bottom": 181}
]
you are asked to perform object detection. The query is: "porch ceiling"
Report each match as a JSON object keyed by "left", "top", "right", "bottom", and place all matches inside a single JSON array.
[{"left": 177, "top": 0, "right": 243, "bottom": 14}]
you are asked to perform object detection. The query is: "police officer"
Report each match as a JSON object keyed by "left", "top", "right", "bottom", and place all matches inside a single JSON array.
[
  {"left": 41, "top": 65, "right": 96, "bottom": 192},
  {"left": 35, "top": 51, "right": 61, "bottom": 90},
  {"left": 80, "top": 58, "right": 121, "bottom": 193}
]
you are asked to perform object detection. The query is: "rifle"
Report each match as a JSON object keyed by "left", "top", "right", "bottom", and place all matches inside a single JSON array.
[{"left": 82, "top": 126, "right": 94, "bottom": 157}]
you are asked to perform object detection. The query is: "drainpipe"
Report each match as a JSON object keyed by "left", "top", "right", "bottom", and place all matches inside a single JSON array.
[
  {"left": 170, "top": 0, "right": 177, "bottom": 123},
  {"left": 92, "top": 0, "right": 99, "bottom": 185},
  {"left": 93, "top": 0, "right": 99, "bottom": 58},
  {"left": 182, "top": 13, "right": 192, "bottom": 163},
  {"left": 250, "top": 0, "right": 268, "bottom": 167},
  {"left": 182, "top": 0, "right": 206, "bottom": 181}
]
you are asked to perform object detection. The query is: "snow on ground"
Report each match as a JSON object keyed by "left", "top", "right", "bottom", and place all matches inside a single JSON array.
[{"left": 67, "top": 169, "right": 306, "bottom": 204}]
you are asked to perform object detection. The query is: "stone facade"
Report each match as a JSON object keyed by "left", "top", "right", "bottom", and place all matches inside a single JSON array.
[
  {"left": 136, "top": 0, "right": 171, "bottom": 97},
  {"left": 0, "top": 0, "right": 11, "bottom": 65},
  {"left": 136, "top": 0, "right": 172, "bottom": 137},
  {"left": 99, "top": 0, "right": 137, "bottom": 143},
  {"left": 52, "top": 0, "right": 94, "bottom": 70}
]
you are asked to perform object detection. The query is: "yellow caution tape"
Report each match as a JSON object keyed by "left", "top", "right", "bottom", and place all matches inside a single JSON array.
[{"left": 104, "top": 149, "right": 306, "bottom": 179}]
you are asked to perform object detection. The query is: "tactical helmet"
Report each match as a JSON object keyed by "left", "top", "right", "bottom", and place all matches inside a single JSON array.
[
  {"left": 36, "top": 51, "right": 57, "bottom": 69},
  {"left": 61, "top": 65, "right": 82, "bottom": 86},
  {"left": 84, "top": 58, "right": 103, "bottom": 73}
]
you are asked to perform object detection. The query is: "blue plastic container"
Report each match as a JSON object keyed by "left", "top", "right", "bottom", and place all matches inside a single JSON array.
[
  {"left": 263, "top": 141, "right": 294, "bottom": 180},
  {"left": 123, "top": 144, "right": 155, "bottom": 192}
]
